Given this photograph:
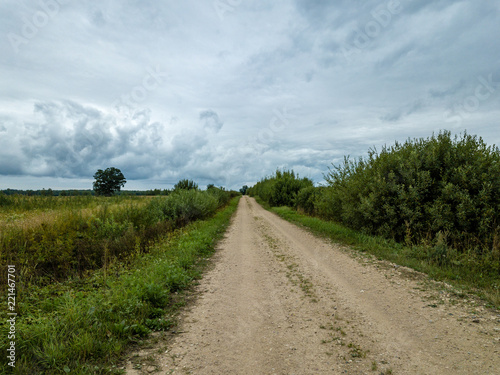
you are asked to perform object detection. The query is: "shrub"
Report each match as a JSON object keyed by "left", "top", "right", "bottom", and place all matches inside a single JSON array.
[
  {"left": 295, "top": 186, "right": 319, "bottom": 215},
  {"left": 322, "top": 131, "right": 499, "bottom": 270},
  {"left": 249, "top": 169, "right": 313, "bottom": 207},
  {"left": 155, "top": 189, "right": 219, "bottom": 225},
  {"left": 207, "top": 186, "right": 231, "bottom": 207},
  {"left": 0, "top": 193, "right": 12, "bottom": 207}
]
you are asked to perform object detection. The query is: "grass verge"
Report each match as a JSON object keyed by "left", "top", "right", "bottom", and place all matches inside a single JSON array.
[
  {"left": 0, "top": 196, "right": 240, "bottom": 374},
  {"left": 266, "top": 204, "right": 499, "bottom": 308}
]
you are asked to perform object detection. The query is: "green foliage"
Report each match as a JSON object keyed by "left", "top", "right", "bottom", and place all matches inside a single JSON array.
[
  {"left": 0, "top": 193, "right": 12, "bottom": 207},
  {"left": 322, "top": 131, "right": 499, "bottom": 261},
  {"left": 268, "top": 131, "right": 499, "bottom": 281},
  {"left": 40, "top": 188, "right": 54, "bottom": 196},
  {"left": 0, "top": 190, "right": 232, "bottom": 285},
  {"left": 248, "top": 169, "right": 314, "bottom": 207},
  {"left": 93, "top": 167, "right": 126, "bottom": 196},
  {"left": 207, "top": 186, "right": 231, "bottom": 206},
  {"left": 295, "top": 186, "right": 321, "bottom": 215},
  {"left": 0, "top": 197, "right": 240, "bottom": 373},
  {"left": 174, "top": 179, "right": 198, "bottom": 191},
  {"left": 239, "top": 185, "right": 249, "bottom": 195},
  {"left": 155, "top": 189, "right": 219, "bottom": 226}
]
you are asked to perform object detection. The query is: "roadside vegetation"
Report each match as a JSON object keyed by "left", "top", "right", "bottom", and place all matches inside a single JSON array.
[
  {"left": 0, "top": 185, "right": 239, "bottom": 373},
  {"left": 0, "top": 187, "right": 234, "bottom": 285},
  {"left": 249, "top": 131, "right": 500, "bottom": 306}
]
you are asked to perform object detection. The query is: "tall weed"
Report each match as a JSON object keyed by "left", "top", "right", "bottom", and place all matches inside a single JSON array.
[{"left": 0, "top": 190, "right": 232, "bottom": 285}]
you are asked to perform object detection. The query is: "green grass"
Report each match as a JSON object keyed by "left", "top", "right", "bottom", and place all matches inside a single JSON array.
[
  {"left": 0, "top": 196, "right": 240, "bottom": 374},
  {"left": 267, "top": 205, "right": 500, "bottom": 308}
]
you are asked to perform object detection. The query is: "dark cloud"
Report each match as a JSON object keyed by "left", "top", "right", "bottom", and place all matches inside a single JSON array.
[
  {"left": 9, "top": 101, "right": 221, "bottom": 181},
  {"left": 0, "top": 154, "right": 23, "bottom": 176},
  {"left": 20, "top": 101, "right": 113, "bottom": 177}
]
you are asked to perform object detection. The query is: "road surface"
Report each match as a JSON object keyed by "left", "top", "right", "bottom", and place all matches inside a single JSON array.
[{"left": 127, "top": 196, "right": 499, "bottom": 374}]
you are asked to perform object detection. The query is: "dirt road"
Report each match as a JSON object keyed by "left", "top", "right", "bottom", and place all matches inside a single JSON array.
[{"left": 127, "top": 196, "right": 500, "bottom": 374}]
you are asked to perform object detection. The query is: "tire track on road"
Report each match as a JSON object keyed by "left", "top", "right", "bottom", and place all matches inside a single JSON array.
[{"left": 127, "top": 196, "right": 500, "bottom": 374}]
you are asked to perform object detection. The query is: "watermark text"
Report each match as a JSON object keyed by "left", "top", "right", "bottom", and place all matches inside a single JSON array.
[
  {"left": 7, "top": 0, "right": 71, "bottom": 54},
  {"left": 6, "top": 265, "right": 16, "bottom": 368}
]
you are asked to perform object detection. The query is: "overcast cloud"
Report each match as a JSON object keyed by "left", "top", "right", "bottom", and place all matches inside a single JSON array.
[{"left": 1, "top": 0, "right": 499, "bottom": 190}]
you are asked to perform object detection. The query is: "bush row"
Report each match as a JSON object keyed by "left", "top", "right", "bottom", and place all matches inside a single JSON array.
[{"left": 321, "top": 131, "right": 499, "bottom": 257}]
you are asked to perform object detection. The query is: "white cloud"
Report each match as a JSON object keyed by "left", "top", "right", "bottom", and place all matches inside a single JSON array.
[{"left": 0, "top": 0, "right": 499, "bottom": 190}]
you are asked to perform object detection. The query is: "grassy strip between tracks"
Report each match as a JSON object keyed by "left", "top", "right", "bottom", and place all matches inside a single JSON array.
[
  {"left": 1, "top": 196, "right": 240, "bottom": 374},
  {"left": 262, "top": 201, "right": 500, "bottom": 309}
]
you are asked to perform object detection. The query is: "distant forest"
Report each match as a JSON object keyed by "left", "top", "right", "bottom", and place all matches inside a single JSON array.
[{"left": 0, "top": 188, "right": 170, "bottom": 196}]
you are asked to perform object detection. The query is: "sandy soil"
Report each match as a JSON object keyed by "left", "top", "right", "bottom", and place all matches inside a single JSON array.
[{"left": 126, "top": 196, "right": 500, "bottom": 374}]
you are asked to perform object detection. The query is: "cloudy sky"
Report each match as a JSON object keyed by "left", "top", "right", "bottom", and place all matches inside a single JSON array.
[{"left": 1, "top": 0, "right": 499, "bottom": 190}]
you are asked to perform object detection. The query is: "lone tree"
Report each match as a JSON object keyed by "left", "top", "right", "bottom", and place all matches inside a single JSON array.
[{"left": 93, "top": 167, "right": 126, "bottom": 196}]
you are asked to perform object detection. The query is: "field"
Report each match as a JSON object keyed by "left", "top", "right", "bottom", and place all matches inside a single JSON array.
[
  {"left": 0, "top": 189, "right": 235, "bottom": 284},
  {"left": 0, "top": 190, "right": 239, "bottom": 373}
]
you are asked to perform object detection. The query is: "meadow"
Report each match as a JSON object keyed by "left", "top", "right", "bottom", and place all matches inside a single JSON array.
[
  {"left": 0, "top": 189, "right": 234, "bottom": 284},
  {"left": 0, "top": 188, "right": 239, "bottom": 373}
]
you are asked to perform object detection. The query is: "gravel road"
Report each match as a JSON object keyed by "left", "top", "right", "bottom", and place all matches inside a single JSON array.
[{"left": 127, "top": 196, "right": 500, "bottom": 374}]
